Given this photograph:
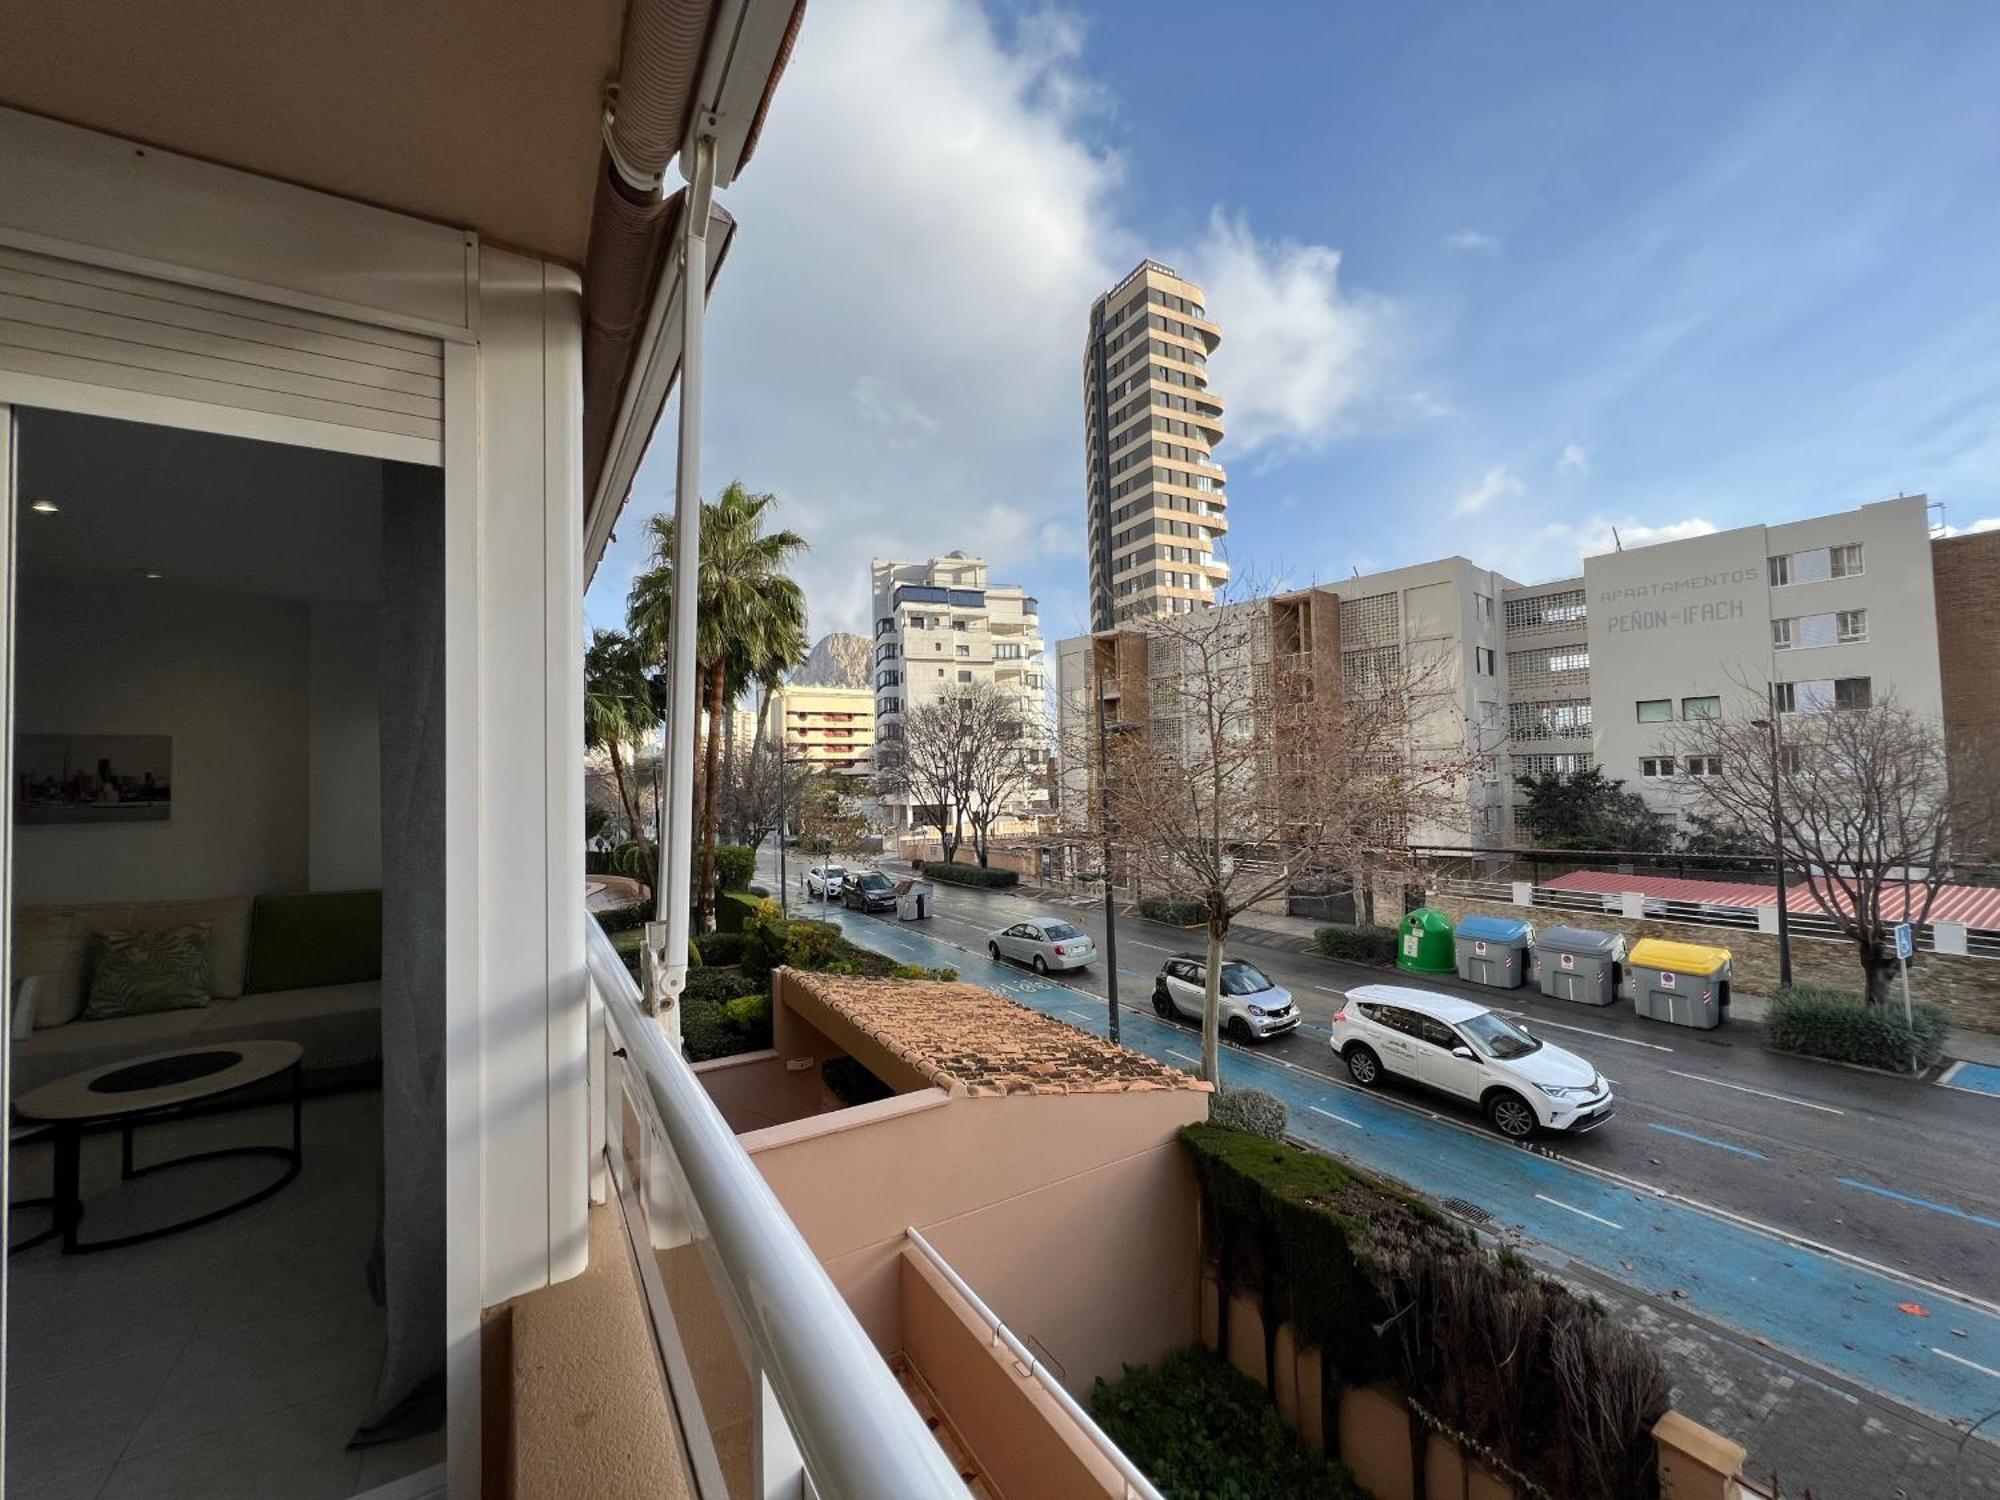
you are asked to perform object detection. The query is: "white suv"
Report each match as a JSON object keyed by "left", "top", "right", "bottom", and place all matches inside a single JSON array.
[
  {"left": 1330, "top": 984, "right": 1613, "bottom": 1139},
  {"left": 1152, "top": 954, "right": 1300, "bottom": 1042}
]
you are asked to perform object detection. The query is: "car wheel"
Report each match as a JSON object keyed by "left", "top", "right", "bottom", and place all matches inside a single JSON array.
[
  {"left": 1345, "top": 1044, "right": 1382, "bottom": 1087},
  {"left": 1032, "top": 955, "right": 1048, "bottom": 975},
  {"left": 1226, "top": 1016, "right": 1251, "bottom": 1044},
  {"left": 1486, "top": 1091, "right": 1538, "bottom": 1140},
  {"left": 988, "top": 942, "right": 1001, "bottom": 960},
  {"left": 1152, "top": 987, "right": 1173, "bottom": 1018}
]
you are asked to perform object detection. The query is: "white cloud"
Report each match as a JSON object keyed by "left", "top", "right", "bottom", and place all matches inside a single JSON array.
[
  {"left": 1557, "top": 442, "right": 1590, "bottom": 477},
  {"left": 1939, "top": 516, "right": 2000, "bottom": 536},
  {"left": 1452, "top": 464, "right": 1524, "bottom": 516},
  {"left": 1179, "top": 211, "right": 1388, "bottom": 455},
  {"left": 1446, "top": 229, "right": 1501, "bottom": 253}
]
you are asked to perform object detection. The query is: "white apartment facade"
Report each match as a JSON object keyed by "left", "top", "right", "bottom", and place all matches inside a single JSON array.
[
  {"left": 760, "top": 681, "right": 874, "bottom": 776},
  {"left": 871, "top": 553, "right": 1050, "bottom": 833}
]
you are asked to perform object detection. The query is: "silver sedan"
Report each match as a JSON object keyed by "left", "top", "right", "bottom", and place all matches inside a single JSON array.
[{"left": 988, "top": 918, "right": 1097, "bottom": 973}]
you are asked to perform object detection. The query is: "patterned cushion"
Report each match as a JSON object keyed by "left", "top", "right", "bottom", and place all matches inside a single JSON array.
[{"left": 84, "top": 923, "right": 215, "bottom": 1020}]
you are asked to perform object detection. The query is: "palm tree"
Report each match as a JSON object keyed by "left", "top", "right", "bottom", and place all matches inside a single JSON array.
[
  {"left": 628, "top": 481, "right": 808, "bottom": 928},
  {"left": 583, "top": 628, "right": 653, "bottom": 849}
]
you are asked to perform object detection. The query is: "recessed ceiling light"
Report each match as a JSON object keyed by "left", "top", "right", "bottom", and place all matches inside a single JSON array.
[
  {"left": 140, "top": 570, "right": 164, "bottom": 581},
  {"left": 30, "top": 499, "right": 59, "bottom": 514}
]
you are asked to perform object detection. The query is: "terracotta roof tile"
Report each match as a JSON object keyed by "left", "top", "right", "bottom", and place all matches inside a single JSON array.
[{"left": 783, "top": 972, "right": 1200, "bottom": 1097}]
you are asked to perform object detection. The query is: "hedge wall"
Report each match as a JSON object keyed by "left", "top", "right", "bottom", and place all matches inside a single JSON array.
[
  {"left": 1314, "top": 924, "right": 1399, "bottom": 966},
  {"left": 1139, "top": 895, "right": 1207, "bottom": 926},
  {"left": 918, "top": 860, "right": 1019, "bottom": 889},
  {"left": 1184, "top": 1123, "right": 1669, "bottom": 1499},
  {"left": 1765, "top": 984, "right": 1949, "bottom": 1072}
]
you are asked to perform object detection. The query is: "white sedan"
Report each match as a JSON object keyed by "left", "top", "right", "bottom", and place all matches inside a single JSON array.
[
  {"left": 988, "top": 918, "right": 1096, "bottom": 973},
  {"left": 802, "top": 865, "right": 848, "bottom": 899},
  {"left": 1330, "top": 984, "right": 1614, "bottom": 1139}
]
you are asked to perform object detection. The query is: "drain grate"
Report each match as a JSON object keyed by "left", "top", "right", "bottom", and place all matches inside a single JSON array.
[{"left": 1441, "top": 1198, "right": 1492, "bottom": 1226}]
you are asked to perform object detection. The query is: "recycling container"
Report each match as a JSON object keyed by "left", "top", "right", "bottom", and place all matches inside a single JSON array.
[
  {"left": 1396, "top": 907, "right": 1456, "bottom": 976},
  {"left": 1627, "top": 937, "right": 1731, "bottom": 1029},
  {"left": 1454, "top": 914, "right": 1533, "bottom": 989},
  {"left": 1534, "top": 926, "right": 1625, "bottom": 1007}
]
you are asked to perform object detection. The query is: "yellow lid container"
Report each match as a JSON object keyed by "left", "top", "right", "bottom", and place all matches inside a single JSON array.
[{"left": 1628, "top": 937, "right": 1730, "bottom": 976}]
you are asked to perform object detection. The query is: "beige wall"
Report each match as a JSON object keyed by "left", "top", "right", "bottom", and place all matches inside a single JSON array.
[{"left": 741, "top": 1086, "right": 1206, "bottom": 1402}]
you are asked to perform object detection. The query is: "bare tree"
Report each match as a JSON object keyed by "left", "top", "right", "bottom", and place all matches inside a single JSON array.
[
  {"left": 959, "top": 683, "right": 1042, "bottom": 866},
  {"left": 1076, "top": 588, "right": 1473, "bottom": 1081},
  {"left": 716, "top": 735, "right": 786, "bottom": 852},
  {"left": 1667, "top": 689, "right": 1997, "bottom": 1003},
  {"left": 875, "top": 694, "right": 973, "bottom": 864}
]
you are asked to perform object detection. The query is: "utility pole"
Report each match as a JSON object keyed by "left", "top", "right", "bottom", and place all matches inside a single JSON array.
[
  {"left": 1762, "top": 683, "right": 1794, "bottom": 988},
  {"left": 1096, "top": 671, "right": 1121, "bottom": 1043}
]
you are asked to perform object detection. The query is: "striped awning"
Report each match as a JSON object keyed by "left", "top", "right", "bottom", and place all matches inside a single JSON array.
[{"left": 1541, "top": 870, "right": 2000, "bottom": 930}]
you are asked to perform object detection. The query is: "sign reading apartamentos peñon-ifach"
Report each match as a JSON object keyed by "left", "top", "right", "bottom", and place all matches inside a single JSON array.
[{"left": 1599, "top": 564, "right": 1762, "bottom": 635}]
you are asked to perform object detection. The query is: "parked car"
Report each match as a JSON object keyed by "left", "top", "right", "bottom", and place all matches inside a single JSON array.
[
  {"left": 1330, "top": 984, "right": 1613, "bottom": 1139},
  {"left": 802, "top": 865, "right": 848, "bottom": 899},
  {"left": 842, "top": 870, "right": 899, "bottom": 913},
  {"left": 988, "top": 918, "right": 1096, "bottom": 973},
  {"left": 1152, "top": 954, "right": 1300, "bottom": 1042}
]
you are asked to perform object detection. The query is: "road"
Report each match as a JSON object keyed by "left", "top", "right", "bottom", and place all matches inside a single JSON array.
[{"left": 763, "top": 853, "right": 2000, "bottom": 1496}]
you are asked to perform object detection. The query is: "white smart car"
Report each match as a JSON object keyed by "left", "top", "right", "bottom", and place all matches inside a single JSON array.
[
  {"left": 801, "top": 865, "right": 848, "bottom": 900},
  {"left": 1330, "top": 984, "right": 1613, "bottom": 1139},
  {"left": 988, "top": 918, "right": 1096, "bottom": 973}
]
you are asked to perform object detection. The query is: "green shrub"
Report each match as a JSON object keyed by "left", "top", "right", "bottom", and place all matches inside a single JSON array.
[
  {"left": 1091, "top": 1347, "right": 1368, "bottom": 1500},
  {"left": 683, "top": 968, "right": 761, "bottom": 1006},
  {"left": 716, "top": 889, "right": 764, "bottom": 934},
  {"left": 1209, "top": 1087, "right": 1288, "bottom": 1140},
  {"left": 1182, "top": 1123, "right": 1670, "bottom": 1498},
  {"left": 921, "top": 861, "right": 1019, "bottom": 889},
  {"left": 712, "top": 844, "right": 756, "bottom": 891},
  {"left": 1315, "top": 923, "right": 1398, "bottom": 965},
  {"left": 595, "top": 899, "right": 653, "bottom": 935},
  {"left": 889, "top": 963, "right": 960, "bottom": 982},
  {"left": 740, "top": 898, "right": 791, "bottom": 978},
  {"left": 783, "top": 919, "right": 842, "bottom": 971},
  {"left": 1139, "top": 895, "right": 1207, "bottom": 926},
  {"left": 1765, "top": 984, "right": 1949, "bottom": 1072},
  {"left": 695, "top": 931, "right": 745, "bottom": 966}
]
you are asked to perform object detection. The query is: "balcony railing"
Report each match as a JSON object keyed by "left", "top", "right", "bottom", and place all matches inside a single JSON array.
[{"left": 586, "top": 919, "right": 971, "bottom": 1498}]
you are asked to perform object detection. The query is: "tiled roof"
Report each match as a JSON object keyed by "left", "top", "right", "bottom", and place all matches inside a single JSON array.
[{"left": 784, "top": 972, "right": 1200, "bottom": 1097}]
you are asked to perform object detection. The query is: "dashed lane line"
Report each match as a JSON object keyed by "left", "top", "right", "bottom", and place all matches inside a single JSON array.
[
  {"left": 1533, "top": 1193, "right": 1625, "bottom": 1230},
  {"left": 1666, "top": 1070, "right": 1844, "bottom": 1115}
]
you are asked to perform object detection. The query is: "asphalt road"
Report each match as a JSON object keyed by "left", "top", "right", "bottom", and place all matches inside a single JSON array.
[{"left": 760, "top": 853, "right": 2000, "bottom": 1493}]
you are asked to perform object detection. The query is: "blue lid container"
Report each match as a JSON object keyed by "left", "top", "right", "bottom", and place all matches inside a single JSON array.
[{"left": 1454, "top": 913, "right": 1533, "bottom": 946}]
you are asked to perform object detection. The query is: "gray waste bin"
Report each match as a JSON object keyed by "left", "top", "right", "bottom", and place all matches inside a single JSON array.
[
  {"left": 1628, "top": 939, "right": 1731, "bottom": 1030},
  {"left": 1454, "top": 914, "right": 1533, "bottom": 989},
  {"left": 1534, "top": 926, "right": 1624, "bottom": 1007}
]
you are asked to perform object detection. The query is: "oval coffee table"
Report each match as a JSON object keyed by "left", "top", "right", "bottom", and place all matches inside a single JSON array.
[{"left": 13, "top": 1039, "right": 303, "bottom": 1255}]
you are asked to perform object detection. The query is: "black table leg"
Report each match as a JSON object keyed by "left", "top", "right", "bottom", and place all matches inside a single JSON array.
[{"left": 54, "top": 1122, "right": 81, "bottom": 1255}]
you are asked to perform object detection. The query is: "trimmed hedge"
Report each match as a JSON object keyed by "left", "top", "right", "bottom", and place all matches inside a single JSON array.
[
  {"left": 595, "top": 899, "right": 653, "bottom": 935},
  {"left": 716, "top": 889, "right": 764, "bottom": 933},
  {"left": 713, "top": 844, "right": 756, "bottom": 891},
  {"left": 1139, "top": 895, "right": 1207, "bottom": 926},
  {"left": 1184, "top": 1123, "right": 1670, "bottom": 1499},
  {"left": 684, "top": 992, "right": 772, "bottom": 1062},
  {"left": 1209, "top": 1087, "right": 1287, "bottom": 1140},
  {"left": 1315, "top": 923, "right": 1398, "bottom": 965},
  {"left": 694, "top": 930, "right": 745, "bottom": 966},
  {"left": 683, "top": 967, "right": 760, "bottom": 1006},
  {"left": 918, "top": 860, "right": 1019, "bottom": 889},
  {"left": 1765, "top": 984, "right": 1949, "bottom": 1073},
  {"left": 1091, "top": 1346, "right": 1368, "bottom": 1500}
]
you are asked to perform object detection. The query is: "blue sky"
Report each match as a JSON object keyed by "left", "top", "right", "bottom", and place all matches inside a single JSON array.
[{"left": 585, "top": 0, "right": 2000, "bottom": 647}]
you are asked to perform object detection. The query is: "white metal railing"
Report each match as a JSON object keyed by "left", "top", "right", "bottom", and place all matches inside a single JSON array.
[
  {"left": 586, "top": 919, "right": 972, "bottom": 1499},
  {"left": 903, "top": 1227, "right": 1165, "bottom": 1500}
]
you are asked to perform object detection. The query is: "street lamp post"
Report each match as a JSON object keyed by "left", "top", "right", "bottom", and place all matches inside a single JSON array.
[
  {"left": 1756, "top": 684, "right": 1794, "bottom": 988},
  {"left": 777, "top": 753, "right": 809, "bottom": 918},
  {"left": 1096, "top": 680, "right": 1121, "bottom": 1044}
]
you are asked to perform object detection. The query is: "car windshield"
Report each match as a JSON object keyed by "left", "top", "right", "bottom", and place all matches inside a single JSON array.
[
  {"left": 1458, "top": 1010, "right": 1542, "bottom": 1059},
  {"left": 1219, "top": 962, "right": 1273, "bottom": 996},
  {"left": 824, "top": 866, "right": 847, "bottom": 878},
  {"left": 1042, "top": 921, "right": 1083, "bottom": 941},
  {"left": 858, "top": 873, "right": 892, "bottom": 891}
]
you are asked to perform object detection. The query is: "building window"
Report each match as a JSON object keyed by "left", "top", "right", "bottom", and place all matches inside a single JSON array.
[
  {"left": 1684, "top": 755, "right": 1723, "bottom": 777},
  {"left": 1640, "top": 757, "right": 1676, "bottom": 778},
  {"left": 1837, "top": 609, "right": 1868, "bottom": 643},
  {"left": 956, "top": 645, "right": 970, "bottom": 657},
  {"left": 1834, "top": 676, "right": 1871, "bottom": 710},
  {"left": 1772, "top": 618, "right": 1793, "bottom": 651},
  {"left": 1768, "top": 555, "right": 1791, "bottom": 587},
  {"left": 953, "top": 619, "right": 969, "bottom": 630},
  {"left": 957, "top": 670, "right": 974, "bottom": 683},
  {"left": 1831, "top": 543, "right": 1864, "bottom": 578},
  {"left": 1682, "top": 695, "right": 1720, "bottom": 721},
  {"left": 1475, "top": 592, "right": 1493, "bottom": 623},
  {"left": 1773, "top": 681, "right": 1798, "bottom": 713},
  {"left": 1475, "top": 647, "right": 1496, "bottom": 677},
  {"left": 1636, "top": 699, "right": 1673, "bottom": 723}
]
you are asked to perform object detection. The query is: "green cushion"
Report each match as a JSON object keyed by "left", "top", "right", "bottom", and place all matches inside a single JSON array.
[
  {"left": 85, "top": 923, "right": 213, "bottom": 1019},
  {"left": 245, "top": 890, "right": 383, "bottom": 994}
]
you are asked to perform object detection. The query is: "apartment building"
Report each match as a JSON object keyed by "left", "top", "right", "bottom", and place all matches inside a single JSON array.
[
  {"left": 871, "top": 553, "right": 1050, "bottom": 832},
  {"left": 1082, "top": 260, "right": 1230, "bottom": 629},
  {"left": 761, "top": 682, "right": 874, "bottom": 776},
  {"left": 1511, "top": 495, "right": 1949, "bottom": 831}
]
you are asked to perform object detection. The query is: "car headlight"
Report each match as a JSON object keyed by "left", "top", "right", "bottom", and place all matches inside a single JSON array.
[{"left": 1534, "top": 1083, "right": 1596, "bottom": 1100}]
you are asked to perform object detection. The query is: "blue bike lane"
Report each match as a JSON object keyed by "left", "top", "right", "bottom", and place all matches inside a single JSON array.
[{"left": 819, "top": 907, "right": 2000, "bottom": 1432}]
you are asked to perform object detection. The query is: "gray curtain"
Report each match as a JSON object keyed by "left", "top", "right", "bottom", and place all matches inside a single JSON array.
[{"left": 353, "top": 461, "right": 446, "bottom": 1445}]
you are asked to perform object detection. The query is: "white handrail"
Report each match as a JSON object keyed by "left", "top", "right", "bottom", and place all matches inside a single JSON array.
[
  {"left": 586, "top": 921, "right": 971, "bottom": 1498},
  {"left": 904, "top": 1226, "right": 1166, "bottom": 1500}
]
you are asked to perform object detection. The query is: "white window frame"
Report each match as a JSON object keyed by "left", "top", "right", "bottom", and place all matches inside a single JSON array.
[
  {"left": 1837, "top": 608, "right": 1868, "bottom": 643},
  {"left": 1830, "top": 543, "right": 1864, "bottom": 579},
  {"left": 1640, "top": 756, "right": 1676, "bottom": 779},
  {"left": 1772, "top": 617, "right": 1794, "bottom": 650}
]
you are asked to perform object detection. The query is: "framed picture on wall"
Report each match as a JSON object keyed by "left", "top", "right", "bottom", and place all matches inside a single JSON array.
[{"left": 15, "top": 734, "right": 173, "bottom": 824}]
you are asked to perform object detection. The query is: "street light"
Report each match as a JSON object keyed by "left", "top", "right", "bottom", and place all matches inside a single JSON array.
[
  {"left": 1751, "top": 684, "right": 1794, "bottom": 988},
  {"left": 1095, "top": 678, "right": 1124, "bottom": 1044},
  {"left": 776, "top": 752, "right": 811, "bottom": 918}
]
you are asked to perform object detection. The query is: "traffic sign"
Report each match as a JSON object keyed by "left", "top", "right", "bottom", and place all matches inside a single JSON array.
[
  {"left": 1661, "top": 971, "right": 1677, "bottom": 989},
  {"left": 1894, "top": 923, "right": 1914, "bottom": 961}
]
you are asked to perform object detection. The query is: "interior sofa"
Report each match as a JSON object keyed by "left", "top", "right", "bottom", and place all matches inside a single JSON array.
[{"left": 11, "top": 890, "right": 382, "bottom": 1097}]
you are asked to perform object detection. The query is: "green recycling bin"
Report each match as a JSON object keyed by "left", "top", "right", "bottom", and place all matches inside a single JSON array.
[{"left": 1396, "top": 907, "right": 1456, "bottom": 976}]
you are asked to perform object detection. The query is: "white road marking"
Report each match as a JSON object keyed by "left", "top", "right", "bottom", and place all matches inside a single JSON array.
[
  {"left": 1534, "top": 1193, "right": 1624, "bottom": 1230},
  {"left": 1499, "top": 1012, "right": 1673, "bottom": 1052},
  {"left": 1167, "top": 1049, "right": 1201, "bottom": 1067},
  {"left": 1666, "top": 1070, "right": 1844, "bottom": 1115},
  {"left": 1310, "top": 1105, "right": 1363, "bottom": 1128},
  {"left": 1312, "top": 985, "right": 1347, "bottom": 996},
  {"left": 1933, "top": 1347, "right": 2000, "bottom": 1381}
]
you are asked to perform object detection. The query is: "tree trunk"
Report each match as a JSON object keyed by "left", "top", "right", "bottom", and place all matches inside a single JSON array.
[
  {"left": 608, "top": 743, "right": 641, "bottom": 847},
  {"left": 698, "top": 659, "right": 726, "bottom": 932},
  {"left": 1861, "top": 946, "right": 1897, "bottom": 1007},
  {"left": 1202, "top": 911, "right": 1227, "bottom": 1084}
]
